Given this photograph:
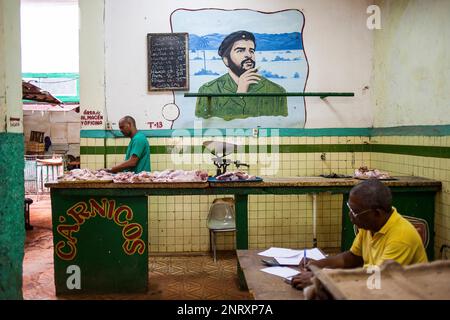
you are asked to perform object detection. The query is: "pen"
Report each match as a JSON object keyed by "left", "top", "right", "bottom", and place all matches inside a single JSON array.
[{"left": 303, "top": 248, "right": 307, "bottom": 268}]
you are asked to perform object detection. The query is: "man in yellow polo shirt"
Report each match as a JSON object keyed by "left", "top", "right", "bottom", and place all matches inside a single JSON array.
[{"left": 292, "top": 179, "right": 427, "bottom": 290}]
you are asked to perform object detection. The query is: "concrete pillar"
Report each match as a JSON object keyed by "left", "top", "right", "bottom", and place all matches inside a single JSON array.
[
  {"left": 79, "top": 0, "right": 106, "bottom": 168},
  {"left": 0, "top": 0, "right": 25, "bottom": 300}
]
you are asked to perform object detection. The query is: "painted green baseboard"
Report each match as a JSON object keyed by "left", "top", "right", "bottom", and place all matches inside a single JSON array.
[{"left": 0, "top": 133, "right": 25, "bottom": 299}]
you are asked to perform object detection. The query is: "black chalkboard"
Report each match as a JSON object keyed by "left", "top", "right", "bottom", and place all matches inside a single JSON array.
[{"left": 147, "top": 33, "right": 189, "bottom": 91}]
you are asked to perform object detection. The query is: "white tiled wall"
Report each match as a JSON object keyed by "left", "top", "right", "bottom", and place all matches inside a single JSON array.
[{"left": 81, "top": 135, "right": 370, "bottom": 253}]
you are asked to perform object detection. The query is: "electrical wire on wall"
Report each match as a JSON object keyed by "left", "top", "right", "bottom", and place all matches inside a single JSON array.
[{"left": 161, "top": 91, "right": 180, "bottom": 129}]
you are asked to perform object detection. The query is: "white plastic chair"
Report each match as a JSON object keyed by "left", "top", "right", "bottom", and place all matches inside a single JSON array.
[{"left": 207, "top": 198, "right": 236, "bottom": 262}]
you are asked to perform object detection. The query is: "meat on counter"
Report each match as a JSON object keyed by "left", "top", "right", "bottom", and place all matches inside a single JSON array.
[
  {"left": 215, "top": 171, "right": 257, "bottom": 181},
  {"left": 354, "top": 166, "right": 392, "bottom": 179},
  {"left": 58, "top": 169, "right": 114, "bottom": 181},
  {"left": 113, "top": 169, "right": 209, "bottom": 183}
]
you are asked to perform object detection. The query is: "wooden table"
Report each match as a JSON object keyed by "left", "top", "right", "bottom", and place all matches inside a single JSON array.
[
  {"left": 236, "top": 249, "right": 304, "bottom": 300},
  {"left": 46, "top": 176, "right": 441, "bottom": 294}
]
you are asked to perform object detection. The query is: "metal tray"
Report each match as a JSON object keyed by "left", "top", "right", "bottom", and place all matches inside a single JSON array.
[
  {"left": 353, "top": 176, "right": 397, "bottom": 180},
  {"left": 208, "top": 176, "right": 263, "bottom": 183}
]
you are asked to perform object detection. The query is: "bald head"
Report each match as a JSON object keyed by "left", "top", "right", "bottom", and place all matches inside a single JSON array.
[
  {"left": 350, "top": 179, "right": 392, "bottom": 213},
  {"left": 120, "top": 116, "right": 136, "bottom": 128},
  {"left": 119, "top": 116, "right": 137, "bottom": 137}
]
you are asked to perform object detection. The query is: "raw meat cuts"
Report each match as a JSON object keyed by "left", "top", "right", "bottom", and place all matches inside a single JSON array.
[
  {"left": 215, "top": 171, "right": 257, "bottom": 181},
  {"left": 353, "top": 166, "right": 392, "bottom": 179},
  {"left": 113, "top": 169, "right": 209, "bottom": 183},
  {"left": 58, "top": 169, "right": 114, "bottom": 182}
]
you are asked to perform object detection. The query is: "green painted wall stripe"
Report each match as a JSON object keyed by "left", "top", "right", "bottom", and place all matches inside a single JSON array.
[
  {"left": 81, "top": 144, "right": 372, "bottom": 155},
  {"left": 278, "top": 144, "right": 368, "bottom": 153},
  {"left": 371, "top": 125, "right": 450, "bottom": 136},
  {"left": 81, "top": 130, "right": 119, "bottom": 138},
  {"left": 81, "top": 143, "right": 450, "bottom": 159},
  {"left": 80, "top": 128, "right": 371, "bottom": 138},
  {"left": 371, "top": 144, "right": 450, "bottom": 158},
  {"left": 276, "top": 128, "right": 370, "bottom": 137},
  {"left": 80, "top": 125, "right": 450, "bottom": 138}
]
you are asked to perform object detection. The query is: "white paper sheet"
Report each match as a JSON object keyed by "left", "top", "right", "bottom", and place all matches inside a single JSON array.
[
  {"left": 260, "top": 266, "right": 301, "bottom": 279},
  {"left": 274, "top": 255, "right": 302, "bottom": 266},
  {"left": 274, "top": 248, "right": 327, "bottom": 265},
  {"left": 257, "top": 247, "right": 301, "bottom": 258},
  {"left": 307, "top": 248, "right": 327, "bottom": 261}
]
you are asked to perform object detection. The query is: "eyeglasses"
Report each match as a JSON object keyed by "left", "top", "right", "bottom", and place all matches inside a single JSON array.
[{"left": 346, "top": 202, "right": 372, "bottom": 218}]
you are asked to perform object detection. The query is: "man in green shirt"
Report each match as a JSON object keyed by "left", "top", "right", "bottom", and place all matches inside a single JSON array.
[
  {"left": 195, "top": 30, "right": 288, "bottom": 121},
  {"left": 109, "top": 116, "right": 151, "bottom": 173}
]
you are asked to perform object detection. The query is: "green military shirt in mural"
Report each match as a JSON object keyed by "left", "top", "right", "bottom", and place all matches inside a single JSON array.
[
  {"left": 125, "top": 132, "right": 151, "bottom": 173},
  {"left": 195, "top": 73, "right": 288, "bottom": 121}
]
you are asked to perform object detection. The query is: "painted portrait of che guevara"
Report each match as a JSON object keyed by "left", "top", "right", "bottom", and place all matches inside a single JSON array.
[{"left": 195, "top": 30, "right": 288, "bottom": 121}]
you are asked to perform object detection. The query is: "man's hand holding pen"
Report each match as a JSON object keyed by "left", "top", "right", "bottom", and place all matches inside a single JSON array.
[
  {"left": 291, "top": 257, "right": 319, "bottom": 290},
  {"left": 299, "top": 256, "right": 312, "bottom": 271}
]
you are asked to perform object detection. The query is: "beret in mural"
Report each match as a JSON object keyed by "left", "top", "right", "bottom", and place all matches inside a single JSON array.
[{"left": 218, "top": 30, "right": 256, "bottom": 57}]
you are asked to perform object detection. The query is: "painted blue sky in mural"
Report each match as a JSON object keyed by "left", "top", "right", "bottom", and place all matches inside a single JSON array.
[
  {"left": 171, "top": 9, "right": 308, "bottom": 129},
  {"left": 174, "top": 9, "right": 303, "bottom": 35},
  {"left": 189, "top": 33, "right": 303, "bottom": 51}
]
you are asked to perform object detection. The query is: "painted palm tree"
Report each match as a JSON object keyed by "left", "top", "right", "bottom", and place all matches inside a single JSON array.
[{"left": 193, "top": 36, "right": 218, "bottom": 76}]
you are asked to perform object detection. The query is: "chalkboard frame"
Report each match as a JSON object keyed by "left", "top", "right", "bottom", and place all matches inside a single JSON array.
[{"left": 147, "top": 32, "right": 189, "bottom": 91}]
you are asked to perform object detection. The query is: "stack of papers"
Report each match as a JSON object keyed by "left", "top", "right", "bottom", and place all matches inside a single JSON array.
[
  {"left": 260, "top": 266, "right": 300, "bottom": 280},
  {"left": 258, "top": 247, "right": 326, "bottom": 265},
  {"left": 258, "top": 247, "right": 300, "bottom": 258},
  {"left": 258, "top": 247, "right": 327, "bottom": 280}
]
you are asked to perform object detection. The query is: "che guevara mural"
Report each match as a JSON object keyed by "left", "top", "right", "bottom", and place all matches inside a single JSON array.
[{"left": 171, "top": 9, "right": 308, "bottom": 129}]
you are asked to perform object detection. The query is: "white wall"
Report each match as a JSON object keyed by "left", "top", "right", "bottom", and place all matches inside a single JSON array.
[
  {"left": 299, "top": 0, "right": 373, "bottom": 128},
  {"left": 373, "top": 0, "right": 450, "bottom": 127},
  {"left": 0, "top": 0, "right": 22, "bottom": 133},
  {"left": 80, "top": 0, "right": 374, "bottom": 131},
  {"left": 79, "top": 0, "right": 106, "bottom": 130}
]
